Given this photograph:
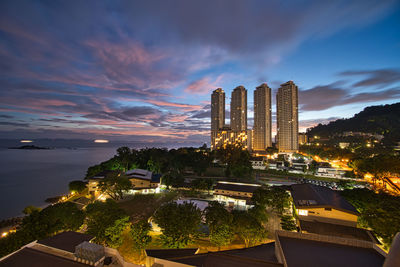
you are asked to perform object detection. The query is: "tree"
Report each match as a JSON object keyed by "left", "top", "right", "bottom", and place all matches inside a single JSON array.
[
  {"left": 280, "top": 215, "right": 297, "bottom": 231},
  {"left": 68, "top": 180, "right": 87, "bottom": 193},
  {"left": 131, "top": 220, "right": 152, "bottom": 255},
  {"left": 116, "top": 147, "right": 133, "bottom": 172},
  {"left": 204, "top": 201, "right": 233, "bottom": 231},
  {"left": 216, "top": 145, "right": 252, "bottom": 178},
  {"left": 22, "top": 205, "right": 41, "bottom": 215},
  {"left": 162, "top": 171, "right": 184, "bottom": 189},
  {"left": 153, "top": 202, "right": 202, "bottom": 248},
  {"left": 104, "top": 216, "right": 130, "bottom": 248},
  {"left": 341, "top": 188, "right": 400, "bottom": 248},
  {"left": 209, "top": 224, "right": 233, "bottom": 250},
  {"left": 86, "top": 199, "right": 127, "bottom": 243},
  {"left": 232, "top": 210, "right": 267, "bottom": 247},
  {"left": 252, "top": 186, "right": 291, "bottom": 215},
  {"left": 99, "top": 172, "right": 131, "bottom": 200}
]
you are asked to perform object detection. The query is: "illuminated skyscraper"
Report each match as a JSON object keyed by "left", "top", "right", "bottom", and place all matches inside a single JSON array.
[
  {"left": 230, "top": 86, "right": 247, "bottom": 132},
  {"left": 253, "top": 83, "right": 272, "bottom": 150},
  {"left": 211, "top": 88, "right": 225, "bottom": 149},
  {"left": 277, "top": 81, "right": 299, "bottom": 152}
]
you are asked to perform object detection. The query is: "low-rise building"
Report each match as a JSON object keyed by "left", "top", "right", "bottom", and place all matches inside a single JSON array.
[
  {"left": 290, "top": 183, "right": 359, "bottom": 227},
  {"left": 87, "top": 170, "right": 119, "bottom": 198},
  {"left": 125, "top": 169, "right": 161, "bottom": 194},
  {"left": 250, "top": 156, "right": 266, "bottom": 170},
  {"left": 213, "top": 181, "right": 260, "bottom": 210},
  {"left": 144, "top": 230, "right": 398, "bottom": 267},
  {"left": 316, "top": 166, "right": 345, "bottom": 178}
]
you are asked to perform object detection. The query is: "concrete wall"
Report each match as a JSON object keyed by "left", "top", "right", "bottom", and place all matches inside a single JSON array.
[{"left": 297, "top": 207, "right": 358, "bottom": 226}]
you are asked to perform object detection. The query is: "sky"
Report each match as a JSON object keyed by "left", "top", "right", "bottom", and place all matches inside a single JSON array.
[{"left": 0, "top": 0, "right": 399, "bottom": 145}]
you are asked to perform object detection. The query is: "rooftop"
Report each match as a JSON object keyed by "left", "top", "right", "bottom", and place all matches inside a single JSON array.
[
  {"left": 37, "top": 231, "right": 94, "bottom": 253},
  {"left": 126, "top": 169, "right": 152, "bottom": 181},
  {"left": 290, "top": 183, "right": 359, "bottom": 214},
  {"left": 299, "top": 220, "right": 378, "bottom": 243},
  {"left": 278, "top": 235, "right": 385, "bottom": 267},
  {"left": 0, "top": 247, "right": 89, "bottom": 267},
  {"left": 88, "top": 170, "right": 118, "bottom": 180},
  {"left": 146, "top": 243, "right": 281, "bottom": 267},
  {"left": 214, "top": 182, "right": 261, "bottom": 193}
]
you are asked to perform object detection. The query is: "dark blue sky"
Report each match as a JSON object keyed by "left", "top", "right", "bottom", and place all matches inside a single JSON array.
[{"left": 0, "top": 0, "right": 399, "bottom": 144}]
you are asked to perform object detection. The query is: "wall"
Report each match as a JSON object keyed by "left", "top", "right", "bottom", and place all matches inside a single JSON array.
[{"left": 297, "top": 207, "right": 358, "bottom": 226}]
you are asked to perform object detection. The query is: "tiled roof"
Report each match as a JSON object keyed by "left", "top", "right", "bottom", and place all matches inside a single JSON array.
[
  {"left": 290, "top": 183, "right": 359, "bottom": 214},
  {"left": 37, "top": 231, "right": 94, "bottom": 253}
]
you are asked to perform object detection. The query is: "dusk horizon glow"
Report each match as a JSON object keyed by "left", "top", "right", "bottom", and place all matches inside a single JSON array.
[{"left": 1, "top": 0, "right": 399, "bottom": 145}]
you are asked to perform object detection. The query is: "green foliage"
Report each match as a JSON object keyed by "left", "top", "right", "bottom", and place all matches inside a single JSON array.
[
  {"left": 86, "top": 146, "right": 213, "bottom": 183},
  {"left": 280, "top": 215, "right": 297, "bottom": 231},
  {"left": 216, "top": 145, "right": 252, "bottom": 178},
  {"left": 130, "top": 220, "right": 152, "bottom": 250},
  {"left": 351, "top": 154, "right": 400, "bottom": 179},
  {"left": 209, "top": 224, "right": 234, "bottom": 249},
  {"left": 232, "top": 210, "right": 267, "bottom": 247},
  {"left": 153, "top": 202, "right": 202, "bottom": 248},
  {"left": 68, "top": 180, "right": 87, "bottom": 193},
  {"left": 252, "top": 186, "right": 291, "bottom": 214},
  {"left": 116, "top": 147, "right": 135, "bottom": 172},
  {"left": 307, "top": 102, "right": 400, "bottom": 145},
  {"left": 204, "top": 201, "right": 233, "bottom": 231},
  {"left": 191, "top": 178, "right": 214, "bottom": 193},
  {"left": 22, "top": 205, "right": 41, "bottom": 215},
  {"left": 341, "top": 188, "right": 400, "bottom": 248},
  {"left": 104, "top": 216, "right": 130, "bottom": 248},
  {"left": 0, "top": 202, "right": 84, "bottom": 258},
  {"left": 162, "top": 171, "right": 185, "bottom": 189},
  {"left": 99, "top": 172, "right": 132, "bottom": 200},
  {"left": 86, "top": 199, "right": 127, "bottom": 244}
]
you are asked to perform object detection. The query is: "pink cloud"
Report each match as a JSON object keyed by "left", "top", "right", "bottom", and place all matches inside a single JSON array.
[{"left": 184, "top": 75, "right": 224, "bottom": 95}]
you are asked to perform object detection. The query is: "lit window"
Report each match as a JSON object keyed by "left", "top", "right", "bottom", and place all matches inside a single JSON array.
[{"left": 298, "top": 209, "right": 308, "bottom": 216}]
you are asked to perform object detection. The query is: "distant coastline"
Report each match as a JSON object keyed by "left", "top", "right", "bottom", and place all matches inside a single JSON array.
[{"left": 8, "top": 145, "right": 51, "bottom": 150}]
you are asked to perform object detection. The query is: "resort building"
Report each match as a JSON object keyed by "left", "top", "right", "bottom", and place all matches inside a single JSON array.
[
  {"left": 125, "top": 169, "right": 161, "bottom": 194},
  {"left": 290, "top": 183, "right": 359, "bottom": 227},
  {"left": 87, "top": 170, "right": 119, "bottom": 198},
  {"left": 213, "top": 181, "right": 260, "bottom": 210},
  {"left": 253, "top": 83, "right": 272, "bottom": 151},
  {"left": 276, "top": 81, "right": 299, "bottom": 153}
]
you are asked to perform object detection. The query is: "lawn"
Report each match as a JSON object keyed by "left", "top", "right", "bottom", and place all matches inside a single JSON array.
[{"left": 117, "top": 191, "right": 178, "bottom": 223}]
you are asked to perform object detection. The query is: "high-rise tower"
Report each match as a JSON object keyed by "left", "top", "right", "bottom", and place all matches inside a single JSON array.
[
  {"left": 211, "top": 88, "right": 225, "bottom": 149},
  {"left": 230, "top": 86, "right": 247, "bottom": 132},
  {"left": 253, "top": 83, "right": 272, "bottom": 150},
  {"left": 276, "top": 81, "right": 299, "bottom": 153}
]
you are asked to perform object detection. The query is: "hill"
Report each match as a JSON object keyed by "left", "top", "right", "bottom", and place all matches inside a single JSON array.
[{"left": 306, "top": 102, "right": 400, "bottom": 145}]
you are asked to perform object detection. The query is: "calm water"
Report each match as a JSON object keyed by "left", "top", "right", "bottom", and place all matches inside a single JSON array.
[{"left": 0, "top": 147, "right": 118, "bottom": 220}]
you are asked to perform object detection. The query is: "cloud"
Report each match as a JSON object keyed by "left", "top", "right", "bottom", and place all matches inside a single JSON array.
[
  {"left": 339, "top": 69, "right": 400, "bottom": 88},
  {"left": 0, "top": 121, "right": 30, "bottom": 127},
  {"left": 185, "top": 75, "right": 224, "bottom": 95},
  {"left": 300, "top": 84, "right": 400, "bottom": 111}
]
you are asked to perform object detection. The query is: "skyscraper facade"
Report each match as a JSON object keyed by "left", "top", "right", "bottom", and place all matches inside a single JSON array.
[
  {"left": 253, "top": 83, "right": 272, "bottom": 150},
  {"left": 230, "top": 86, "right": 247, "bottom": 132},
  {"left": 276, "top": 81, "right": 299, "bottom": 152},
  {"left": 211, "top": 88, "right": 225, "bottom": 149}
]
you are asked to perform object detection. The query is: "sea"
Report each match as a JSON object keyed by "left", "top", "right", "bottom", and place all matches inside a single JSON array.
[{"left": 0, "top": 139, "right": 203, "bottom": 220}]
